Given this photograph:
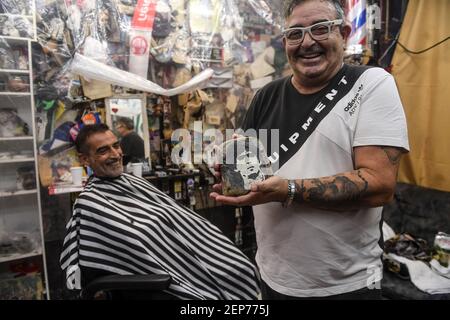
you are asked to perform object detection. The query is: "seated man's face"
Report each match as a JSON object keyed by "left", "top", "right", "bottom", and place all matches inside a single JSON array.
[{"left": 81, "top": 130, "right": 123, "bottom": 178}]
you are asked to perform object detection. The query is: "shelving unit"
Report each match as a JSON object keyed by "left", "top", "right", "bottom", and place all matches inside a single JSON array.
[{"left": 0, "top": 1, "right": 49, "bottom": 299}]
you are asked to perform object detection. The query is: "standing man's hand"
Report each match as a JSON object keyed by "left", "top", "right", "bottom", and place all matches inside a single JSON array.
[{"left": 210, "top": 176, "right": 288, "bottom": 206}]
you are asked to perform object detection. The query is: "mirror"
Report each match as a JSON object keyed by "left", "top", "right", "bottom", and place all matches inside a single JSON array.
[{"left": 105, "top": 94, "right": 151, "bottom": 169}]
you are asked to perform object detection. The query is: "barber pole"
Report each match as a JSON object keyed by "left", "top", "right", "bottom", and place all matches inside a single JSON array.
[{"left": 345, "top": 0, "right": 367, "bottom": 54}]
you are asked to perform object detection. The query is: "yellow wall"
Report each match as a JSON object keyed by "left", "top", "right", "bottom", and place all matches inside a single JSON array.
[{"left": 392, "top": 0, "right": 450, "bottom": 191}]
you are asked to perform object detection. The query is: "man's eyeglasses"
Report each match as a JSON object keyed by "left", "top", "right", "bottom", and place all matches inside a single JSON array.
[{"left": 282, "top": 19, "right": 343, "bottom": 45}]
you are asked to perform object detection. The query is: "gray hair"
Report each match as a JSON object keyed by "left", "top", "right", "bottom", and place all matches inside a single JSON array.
[
  {"left": 116, "top": 117, "right": 134, "bottom": 130},
  {"left": 283, "top": 0, "right": 345, "bottom": 20}
]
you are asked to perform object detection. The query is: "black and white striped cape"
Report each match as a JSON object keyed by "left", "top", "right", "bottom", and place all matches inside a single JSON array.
[{"left": 60, "top": 173, "right": 260, "bottom": 300}]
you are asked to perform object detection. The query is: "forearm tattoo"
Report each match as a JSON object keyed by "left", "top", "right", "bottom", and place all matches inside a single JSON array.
[
  {"left": 294, "top": 170, "right": 369, "bottom": 204},
  {"left": 381, "top": 147, "right": 402, "bottom": 165}
]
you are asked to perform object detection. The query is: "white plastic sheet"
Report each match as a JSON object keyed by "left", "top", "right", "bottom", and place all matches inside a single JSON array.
[{"left": 70, "top": 53, "right": 214, "bottom": 97}]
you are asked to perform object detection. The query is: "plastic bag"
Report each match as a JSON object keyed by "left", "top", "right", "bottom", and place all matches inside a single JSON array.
[
  {"left": 247, "top": 0, "right": 283, "bottom": 30},
  {"left": 0, "top": 0, "right": 35, "bottom": 40},
  {"left": 384, "top": 233, "right": 432, "bottom": 262},
  {"left": 0, "top": 109, "right": 29, "bottom": 137}
]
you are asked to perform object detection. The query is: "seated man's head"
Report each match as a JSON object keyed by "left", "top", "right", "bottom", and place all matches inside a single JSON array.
[
  {"left": 76, "top": 124, "right": 123, "bottom": 178},
  {"left": 115, "top": 117, "right": 134, "bottom": 137}
]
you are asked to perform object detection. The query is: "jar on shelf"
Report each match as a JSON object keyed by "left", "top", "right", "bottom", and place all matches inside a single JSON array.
[{"left": 7, "top": 75, "right": 29, "bottom": 92}]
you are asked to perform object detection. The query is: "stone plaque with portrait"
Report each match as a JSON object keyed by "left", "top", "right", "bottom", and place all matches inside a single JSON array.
[{"left": 219, "top": 136, "right": 272, "bottom": 196}]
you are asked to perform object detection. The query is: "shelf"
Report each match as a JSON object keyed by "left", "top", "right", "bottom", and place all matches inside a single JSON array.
[
  {"left": 0, "top": 35, "right": 34, "bottom": 42},
  {"left": 0, "top": 157, "right": 34, "bottom": 164},
  {"left": 144, "top": 172, "right": 201, "bottom": 182},
  {"left": 0, "top": 250, "right": 42, "bottom": 264},
  {"left": 0, "top": 92, "right": 31, "bottom": 96},
  {"left": 0, "top": 189, "right": 37, "bottom": 197},
  {"left": 0, "top": 14, "right": 33, "bottom": 18},
  {"left": 48, "top": 184, "right": 84, "bottom": 195},
  {"left": 0, "top": 69, "right": 29, "bottom": 74},
  {"left": 0, "top": 136, "right": 33, "bottom": 141}
]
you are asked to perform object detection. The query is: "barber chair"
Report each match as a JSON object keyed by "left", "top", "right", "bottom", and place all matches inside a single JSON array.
[{"left": 80, "top": 270, "right": 173, "bottom": 300}]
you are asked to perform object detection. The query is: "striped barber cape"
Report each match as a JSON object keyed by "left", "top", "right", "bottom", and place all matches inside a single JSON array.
[{"left": 60, "top": 173, "right": 260, "bottom": 299}]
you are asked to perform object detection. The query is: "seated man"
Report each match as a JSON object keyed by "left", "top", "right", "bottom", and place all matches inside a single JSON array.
[{"left": 60, "top": 124, "right": 260, "bottom": 300}]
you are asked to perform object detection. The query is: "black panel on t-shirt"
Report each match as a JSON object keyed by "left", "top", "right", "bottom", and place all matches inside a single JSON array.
[{"left": 241, "top": 64, "right": 371, "bottom": 169}]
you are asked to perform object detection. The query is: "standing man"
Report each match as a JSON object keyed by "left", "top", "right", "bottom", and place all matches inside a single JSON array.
[
  {"left": 115, "top": 117, "right": 145, "bottom": 165},
  {"left": 211, "top": 0, "right": 409, "bottom": 299}
]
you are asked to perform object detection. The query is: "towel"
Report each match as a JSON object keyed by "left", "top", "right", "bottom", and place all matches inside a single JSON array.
[
  {"left": 430, "top": 259, "right": 450, "bottom": 279},
  {"left": 388, "top": 254, "right": 450, "bottom": 294}
]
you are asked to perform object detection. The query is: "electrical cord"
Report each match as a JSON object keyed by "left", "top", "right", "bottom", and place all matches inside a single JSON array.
[
  {"left": 397, "top": 36, "right": 450, "bottom": 54},
  {"left": 378, "top": 34, "right": 449, "bottom": 66},
  {"left": 378, "top": 32, "right": 400, "bottom": 66}
]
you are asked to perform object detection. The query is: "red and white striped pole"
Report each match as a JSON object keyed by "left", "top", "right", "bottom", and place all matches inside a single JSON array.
[{"left": 345, "top": 0, "right": 367, "bottom": 54}]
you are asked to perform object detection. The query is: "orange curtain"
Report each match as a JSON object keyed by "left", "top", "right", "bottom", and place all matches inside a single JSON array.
[{"left": 391, "top": 0, "right": 450, "bottom": 191}]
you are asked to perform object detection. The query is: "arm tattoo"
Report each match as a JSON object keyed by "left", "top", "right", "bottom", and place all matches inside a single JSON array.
[
  {"left": 381, "top": 147, "right": 402, "bottom": 165},
  {"left": 295, "top": 170, "right": 369, "bottom": 204},
  {"left": 357, "top": 169, "right": 369, "bottom": 193},
  {"left": 294, "top": 180, "right": 306, "bottom": 202}
]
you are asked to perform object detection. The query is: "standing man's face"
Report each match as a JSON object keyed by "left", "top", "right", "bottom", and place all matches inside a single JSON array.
[
  {"left": 283, "top": 0, "right": 350, "bottom": 89},
  {"left": 115, "top": 123, "right": 127, "bottom": 137},
  {"left": 79, "top": 130, "right": 123, "bottom": 178}
]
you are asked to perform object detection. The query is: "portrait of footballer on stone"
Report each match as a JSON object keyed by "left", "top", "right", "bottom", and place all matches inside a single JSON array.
[{"left": 219, "top": 136, "right": 272, "bottom": 196}]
